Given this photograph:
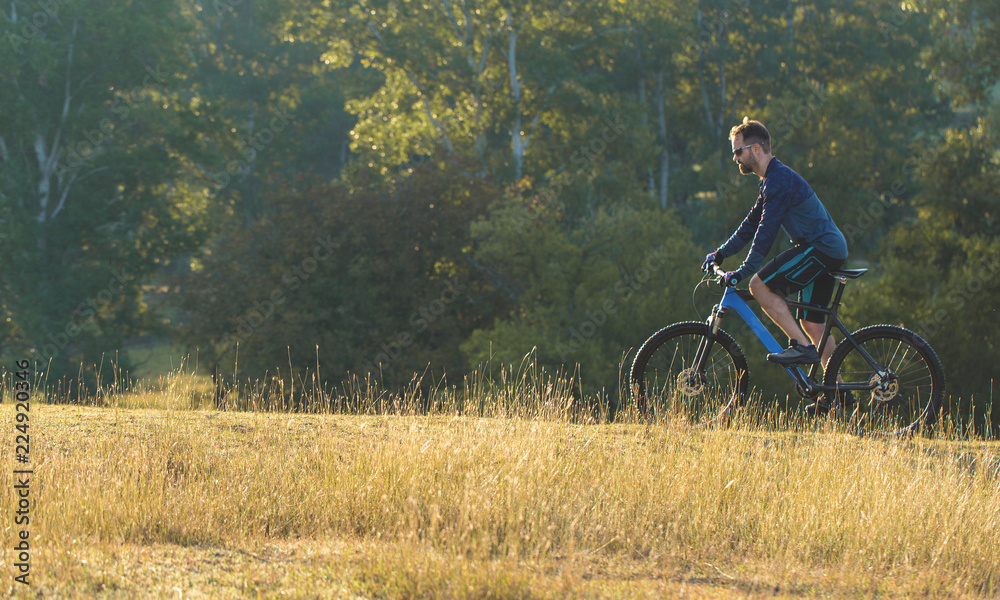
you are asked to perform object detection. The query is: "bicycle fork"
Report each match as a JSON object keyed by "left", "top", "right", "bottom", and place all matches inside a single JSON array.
[{"left": 691, "top": 304, "right": 727, "bottom": 374}]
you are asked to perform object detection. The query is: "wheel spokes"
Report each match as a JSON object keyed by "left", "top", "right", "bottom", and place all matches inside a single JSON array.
[{"left": 839, "top": 335, "right": 936, "bottom": 435}]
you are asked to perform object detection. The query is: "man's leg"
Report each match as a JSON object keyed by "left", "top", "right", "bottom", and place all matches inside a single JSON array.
[
  {"left": 800, "top": 320, "right": 836, "bottom": 369},
  {"left": 800, "top": 318, "right": 851, "bottom": 414},
  {"left": 797, "top": 278, "right": 851, "bottom": 414},
  {"left": 749, "top": 274, "right": 811, "bottom": 346},
  {"left": 798, "top": 275, "right": 842, "bottom": 370}
]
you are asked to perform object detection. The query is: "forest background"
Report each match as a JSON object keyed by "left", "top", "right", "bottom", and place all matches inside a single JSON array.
[{"left": 1, "top": 0, "right": 997, "bottom": 431}]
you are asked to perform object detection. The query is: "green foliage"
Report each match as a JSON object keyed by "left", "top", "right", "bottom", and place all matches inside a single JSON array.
[
  {"left": 182, "top": 0, "right": 363, "bottom": 216},
  {"left": 0, "top": 0, "right": 996, "bottom": 433},
  {"left": 462, "top": 200, "right": 701, "bottom": 401},
  {"left": 846, "top": 219, "right": 1000, "bottom": 435},
  {"left": 843, "top": 0, "right": 1000, "bottom": 434},
  {"left": 846, "top": 123, "right": 1000, "bottom": 434},
  {"left": 918, "top": 0, "right": 1000, "bottom": 107},
  {"left": 175, "top": 158, "right": 511, "bottom": 390},
  {"left": 0, "top": 0, "right": 212, "bottom": 389}
]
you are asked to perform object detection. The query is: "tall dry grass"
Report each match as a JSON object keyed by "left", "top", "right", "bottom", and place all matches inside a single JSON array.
[{"left": 2, "top": 361, "right": 999, "bottom": 597}]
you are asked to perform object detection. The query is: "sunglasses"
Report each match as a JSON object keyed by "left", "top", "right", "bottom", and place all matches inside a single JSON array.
[{"left": 732, "top": 142, "right": 757, "bottom": 157}]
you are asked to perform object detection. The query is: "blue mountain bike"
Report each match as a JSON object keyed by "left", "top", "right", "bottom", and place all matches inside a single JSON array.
[{"left": 630, "top": 262, "right": 945, "bottom": 437}]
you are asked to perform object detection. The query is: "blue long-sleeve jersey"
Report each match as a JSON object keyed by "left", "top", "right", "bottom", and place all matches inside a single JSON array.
[{"left": 716, "top": 158, "right": 848, "bottom": 278}]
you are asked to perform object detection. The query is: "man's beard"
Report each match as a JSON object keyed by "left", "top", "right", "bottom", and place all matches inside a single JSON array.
[{"left": 737, "top": 155, "right": 755, "bottom": 175}]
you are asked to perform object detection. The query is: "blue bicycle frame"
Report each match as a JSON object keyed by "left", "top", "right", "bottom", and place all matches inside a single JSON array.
[{"left": 699, "top": 278, "right": 883, "bottom": 397}]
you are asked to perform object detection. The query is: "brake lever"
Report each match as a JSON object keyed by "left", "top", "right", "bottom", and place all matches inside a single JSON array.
[{"left": 705, "top": 261, "right": 730, "bottom": 288}]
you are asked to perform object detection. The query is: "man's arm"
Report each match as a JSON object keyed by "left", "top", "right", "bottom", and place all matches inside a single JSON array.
[
  {"left": 732, "top": 185, "right": 794, "bottom": 279},
  {"left": 715, "top": 198, "right": 763, "bottom": 260}
]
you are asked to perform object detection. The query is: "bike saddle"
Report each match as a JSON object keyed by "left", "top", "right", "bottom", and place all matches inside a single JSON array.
[{"left": 830, "top": 268, "right": 868, "bottom": 279}]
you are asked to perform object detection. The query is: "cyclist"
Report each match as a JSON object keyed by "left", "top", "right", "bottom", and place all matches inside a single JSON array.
[{"left": 702, "top": 119, "right": 849, "bottom": 412}]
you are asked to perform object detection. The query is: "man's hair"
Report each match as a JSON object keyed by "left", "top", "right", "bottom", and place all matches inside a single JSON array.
[{"left": 729, "top": 118, "right": 771, "bottom": 154}]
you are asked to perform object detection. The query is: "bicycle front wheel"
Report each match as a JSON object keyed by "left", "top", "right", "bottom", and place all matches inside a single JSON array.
[
  {"left": 823, "top": 325, "right": 945, "bottom": 437},
  {"left": 630, "top": 321, "right": 749, "bottom": 425}
]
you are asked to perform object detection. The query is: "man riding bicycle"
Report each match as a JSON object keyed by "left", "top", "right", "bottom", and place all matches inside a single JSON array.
[{"left": 703, "top": 119, "right": 849, "bottom": 411}]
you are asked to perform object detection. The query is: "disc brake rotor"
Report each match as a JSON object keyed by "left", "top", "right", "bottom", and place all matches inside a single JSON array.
[
  {"left": 676, "top": 368, "right": 705, "bottom": 397},
  {"left": 869, "top": 373, "right": 899, "bottom": 403}
]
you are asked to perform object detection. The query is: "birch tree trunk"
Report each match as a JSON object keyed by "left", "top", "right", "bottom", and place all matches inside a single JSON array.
[
  {"left": 441, "top": 0, "right": 492, "bottom": 164},
  {"left": 696, "top": 10, "right": 718, "bottom": 143},
  {"left": 786, "top": 0, "right": 796, "bottom": 80},
  {"left": 638, "top": 63, "right": 656, "bottom": 199},
  {"left": 717, "top": 56, "right": 728, "bottom": 172},
  {"left": 507, "top": 9, "right": 525, "bottom": 181},
  {"left": 656, "top": 68, "right": 669, "bottom": 209}
]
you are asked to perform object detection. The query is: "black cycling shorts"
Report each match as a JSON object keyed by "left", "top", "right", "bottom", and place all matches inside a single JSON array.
[{"left": 756, "top": 244, "right": 845, "bottom": 323}]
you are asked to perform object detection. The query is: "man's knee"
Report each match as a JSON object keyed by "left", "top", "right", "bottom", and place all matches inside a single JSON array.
[{"left": 749, "top": 274, "right": 767, "bottom": 297}]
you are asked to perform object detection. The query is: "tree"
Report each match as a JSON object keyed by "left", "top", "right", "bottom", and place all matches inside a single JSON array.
[
  {"left": 181, "top": 0, "right": 362, "bottom": 218},
  {"left": 174, "top": 157, "right": 511, "bottom": 394},
  {"left": 846, "top": 0, "right": 1000, "bottom": 434},
  {"left": 462, "top": 198, "right": 701, "bottom": 404},
  {"left": 296, "top": 0, "right": 636, "bottom": 184},
  {"left": 0, "top": 0, "right": 213, "bottom": 389}
]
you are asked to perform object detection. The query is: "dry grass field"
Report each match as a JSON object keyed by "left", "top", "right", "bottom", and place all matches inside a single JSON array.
[{"left": 1, "top": 370, "right": 998, "bottom": 599}]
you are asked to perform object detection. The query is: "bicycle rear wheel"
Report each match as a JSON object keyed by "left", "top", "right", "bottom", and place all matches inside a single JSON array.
[
  {"left": 630, "top": 322, "right": 749, "bottom": 425},
  {"left": 823, "top": 325, "right": 945, "bottom": 437}
]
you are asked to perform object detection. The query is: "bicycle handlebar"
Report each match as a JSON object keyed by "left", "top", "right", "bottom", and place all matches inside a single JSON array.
[
  {"left": 704, "top": 261, "right": 730, "bottom": 286},
  {"left": 706, "top": 261, "right": 726, "bottom": 277}
]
